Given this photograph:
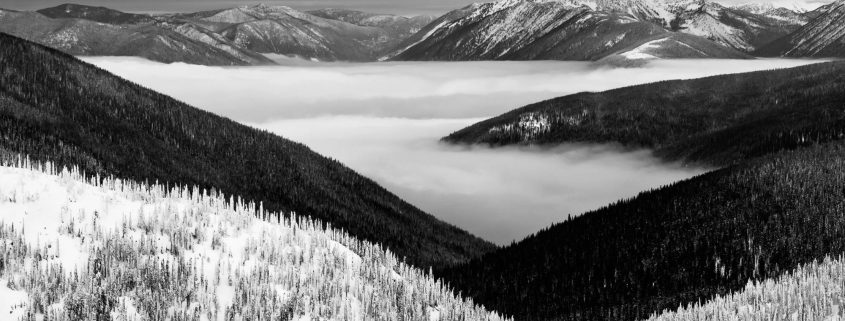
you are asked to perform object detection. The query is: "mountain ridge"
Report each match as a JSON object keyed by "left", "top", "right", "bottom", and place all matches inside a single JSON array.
[
  {"left": 756, "top": 0, "right": 845, "bottom": 57},
  {"left": 0, "top": 3, "right": 435, "bottom": 64},
  {"left": 443, "top": 61, "right": 845, "bottom": 166},
  {"left": 389, "top": 0, "right": 808, "bottom": 61},
  {"left": 0, "top": 32, "right": 495, "bottom": 268},
  {"left": 388, "top": 0, "right": 751, "bottom": 61}
]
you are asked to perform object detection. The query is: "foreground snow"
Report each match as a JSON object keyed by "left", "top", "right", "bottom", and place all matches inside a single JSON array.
[
  {"left": 649, "top": 256, "right": 845, "bottom": 321},
  {"left": 0, "top": 158, "right": 509, "bottom": 321}
]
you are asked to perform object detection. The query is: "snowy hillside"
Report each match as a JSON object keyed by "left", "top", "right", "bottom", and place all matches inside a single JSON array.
[
  {"left": 756, "top": 0, "right": 845, "bottom": 57},
  {"left": 388, "top": 0, "right": 747, "bottom": 61},
  {"left": 0, "top": 158, "right": 510, "bottom": 321},
  {"left": 0, "top": 9, "right": 273, "bottom": 66},
  {"left": 175, "top": 4, "right": 408, "bottom": 61},
  {"left": 0, "top": 3, "right": 433, "bottom": 64},
  {"left": 391, "top": 0, "right": 807, "bottom": 60},
  {"left": 594, "top": 0, "right": 807, "bottom": 51},
  {"left": 648, "top": 255, "right": 845, "bottom": 321}
]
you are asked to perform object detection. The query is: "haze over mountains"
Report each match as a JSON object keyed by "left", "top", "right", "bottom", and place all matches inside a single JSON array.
[{"left": 1, "top": 0, "right": 842, "bottom": 65}]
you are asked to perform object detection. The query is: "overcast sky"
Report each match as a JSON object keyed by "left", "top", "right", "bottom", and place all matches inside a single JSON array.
[{"left": 1, "top": 0, "right": 834, "bottom": 16}]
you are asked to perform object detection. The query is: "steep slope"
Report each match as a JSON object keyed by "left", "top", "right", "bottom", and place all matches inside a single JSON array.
[
  {"left": 602, "top": 32, "right": 752, "bottom": 62},
  {"left": 0, "top": 161, "right": 510, "bottom": 321},
  {"left": 598, "top": 0, "right": 806, "bottom": 51},
  {"left": 733, "top": 2, "right": 808, "bottom": 24},
  {"left": 669, "top": 1, "right": 804, "bottom": 51},
  {"left": 307, "top": 8, "right": 434, "bottom": 39},
  {"left": 4, "top": 3, "right": 429, "bottom": 64},
  {"left": 176, "top": 4, "right": 399, "bottom": 61},
  {"left": 0, "top": 9, "right": 273, "bottom": 65},
  {"left": 648, "top": 255, "right": 845, "bottom": 321},
  {"left": 756, "top": 0, "right": 845, "bottom": 57},
  {"left": 0, "top": 33, "right": 495, "bottom": 268},
  {"left": 390, "top": 0, "right": 746, "bottom": 61},
  {"left": 444, "top": 61, "right": 845, "bottom": 166},
  {"left": 438, "top": 141, "right": 845, "bottom": 321},
  {"left": 392, "top": 0, "right": 803, "bottom": 61},
  {"left": 36, "top": 3, "right": 155, "bottom": 24},
  {"left": 380, "top": 4, "right": 479, "bottom": 60}
]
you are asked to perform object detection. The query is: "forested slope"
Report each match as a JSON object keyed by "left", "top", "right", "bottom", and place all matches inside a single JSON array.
[
  {"left": 439, "top": 140, "right": 845, "bottom": 321},
  {"left": 0, "top": 32, "right": 495, "bottom": 268},
  {"left": 0, "top": 161, "right": 509, "bottom": 321},
  {"left": 444, "top": 61, "right": 845, "bottom": 166},
  {"left": 648, "top": 255, "right": 845, "bottom": 321}
]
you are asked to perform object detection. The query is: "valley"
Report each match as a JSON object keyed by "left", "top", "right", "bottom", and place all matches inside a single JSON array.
[
  {"left": 2, "top": 0, "right": 845, "bottom": 319},
  {"left": 84, "top": 56, "right": 821, "bottom": 244}
]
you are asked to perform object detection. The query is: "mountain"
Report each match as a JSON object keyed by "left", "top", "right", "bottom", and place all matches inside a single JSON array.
[
  {"left": 593, "top": 0, "right": 807, "bottom": 51},
  {"left": 756, "top": 0, "right": 845, "bottom": 57},
  {"left": 0, "top": 4, "right": 432, "bottom": 64},
  {"left": 0, "top": 32, "right": 496, "bottom": 268},
  {"left": 0, "top": 8, "right": 273, "bottom": 65},
  {"left": 171, "top": 4, "right": 418, "bottom": 61},
  {"left": 388, "top": 0, "right": 748, "bottom": 61},
  {"left": 664, "top": 1, "right": 806, "bottom": 51},
  {"left": 390, "top": 0, "right": 807, "bottom": 61},
  {"left": 648, "top": 255, "right": 845, "bottom": 320},
  {"left": 0, "top": 162, "right": 510, "bottom": 321},
  {"left": 308, "top": 8, "right": 434, "bottom": 51},
  {"left": 36, "top": 3, "right": 155, "bottom": 24},
  {"left": 438, "top": 139, "right": 845, "bottom": 321},
  {"left": 444, "top": 61, "right": 845, "bottom": 166},
  {"left": 600, "top": 32, "right": 753, "bottom": 63}
]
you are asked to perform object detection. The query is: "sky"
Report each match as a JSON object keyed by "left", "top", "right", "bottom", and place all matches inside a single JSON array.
[
  {"left": 2, "top": 0, "right": 834, "bottom": 16},
  {"left": 81, "top": 57, "right": 822, "bottom": 244}
]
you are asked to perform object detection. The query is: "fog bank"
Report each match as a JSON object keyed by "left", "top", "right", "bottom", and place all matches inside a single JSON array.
[
  {"left": 257, "top": 116, "right": 703, "bottom": 243},
  {"left": 85, "top": 57, "right": 820, "bottom": 244},
  {"left": 84, "top": 57, "right": 821, "bottom": 122}
]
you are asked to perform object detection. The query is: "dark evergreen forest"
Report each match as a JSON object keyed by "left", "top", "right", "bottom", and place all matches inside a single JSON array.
[
  {"left": 439, "top": 140, "right": 845, "bottom": 320},
  {"left": 438, "top": 61, "right": 845, "bottom": 320},
  {"left": 0, "top": 32, "right": 495, "bottom": 269},
  {"left": 445, "top": 61, "right": 845, "bottom": 166}
]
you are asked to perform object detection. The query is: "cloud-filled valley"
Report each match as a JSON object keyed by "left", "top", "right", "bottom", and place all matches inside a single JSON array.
[{"left": 85, "top": 57, "right": 823, "bottom": 244}]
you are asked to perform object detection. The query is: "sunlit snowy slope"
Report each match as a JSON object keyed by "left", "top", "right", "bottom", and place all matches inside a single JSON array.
[
  {"left": 648, "top": 255, "right": 845, "bottom": 321},
  {"left": 0, "top": 159, "right": 509, "bottom": 321}
]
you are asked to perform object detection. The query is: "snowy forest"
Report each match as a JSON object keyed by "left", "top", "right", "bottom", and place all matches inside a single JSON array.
[
  {"left": 648, "top": 256, "right": 845, "bottom": 321},
  {"left": 0, "top": 156, "right": 510, "bottom": 321}
]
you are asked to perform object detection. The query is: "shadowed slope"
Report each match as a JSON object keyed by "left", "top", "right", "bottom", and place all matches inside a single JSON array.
[{"left": 0, "top": 32, "right": 495, "bottom": 268}]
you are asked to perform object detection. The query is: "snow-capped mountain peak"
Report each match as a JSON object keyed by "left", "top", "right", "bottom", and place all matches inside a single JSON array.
[{"left": 732, "top": 0, "right": 813, "bottom": 13}]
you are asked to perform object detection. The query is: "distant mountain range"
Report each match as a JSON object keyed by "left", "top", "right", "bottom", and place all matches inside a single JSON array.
[
  {"left": 0, "top": 3, "right": 433, "bottom": 64},
  {"left": 1, "top": 0, "right": 842, "bottom": 64},
  {"left": 385, "top": 0, "right": 824, "bottom": 62},
  {"left": 384, "top": 0, "right": 751, "bottom": 61}
]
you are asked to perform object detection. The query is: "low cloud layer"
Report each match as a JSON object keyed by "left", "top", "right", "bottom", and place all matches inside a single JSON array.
[
  {"left": 85, "top": 57, "right": 820, "bottom": 122},
  {"left": 257, "top": 116, "right": 704, "bottom": 243},
  {"left": 87, "top": 57, "right": 823, "bottom": 244}
]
